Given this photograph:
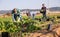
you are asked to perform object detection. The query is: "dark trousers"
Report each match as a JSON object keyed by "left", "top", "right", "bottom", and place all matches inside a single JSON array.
[
  {"left": 42, "top": 13, "right": 46, "bottom": 19},
  {"left": 42, "top": 12, "right": 47, "bottom": 19},
  {"left": 42, "top": 12, "right": 47, "bottom": 21},
  {"left": 14, "top": 14, "right": 17, "bottom": 21}
]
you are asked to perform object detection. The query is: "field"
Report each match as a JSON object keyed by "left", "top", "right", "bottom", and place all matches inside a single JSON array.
[{"left": 0, "top": 12, "right": 60, "bottom": 37}]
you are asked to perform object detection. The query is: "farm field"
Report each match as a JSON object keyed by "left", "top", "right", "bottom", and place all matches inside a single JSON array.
[{"left": 0, "top": 12, "right": 60, "bottom": 37}]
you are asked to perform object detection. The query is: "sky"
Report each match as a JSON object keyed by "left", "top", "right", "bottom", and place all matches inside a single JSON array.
[{"left": 0, "top": 0, "right": 60, "bottom": 10}]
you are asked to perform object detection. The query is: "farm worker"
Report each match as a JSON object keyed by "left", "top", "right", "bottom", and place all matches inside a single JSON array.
[
  {"left": 26, "top": 11, "right": 31, "bottom": 19},
  {"left": 40, "top": 4, "right": 47, "bottom": 21},
  {"left": 12, "top": 8, "right": 17, "bottom": 22},
  {"left": 32, "top": 13, "right": 35, "bottom": 20},
  {"left": 12, "top": 8, "right": 22, "bottom": 22},
  {"left": 47, "top": 21, "right": 53, "bottom": 31},
  {"left": 47, "top": 23, "right": 52, "bottom": 31}
]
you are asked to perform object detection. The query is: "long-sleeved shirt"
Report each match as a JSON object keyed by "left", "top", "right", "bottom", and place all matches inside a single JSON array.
[{"left": 41, "top": 7, "right": 46, "bottom": 14}]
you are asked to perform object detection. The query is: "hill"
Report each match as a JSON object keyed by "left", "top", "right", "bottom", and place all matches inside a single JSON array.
[
  {"left": 49, "top": 7, "right": 60, "bottom": 11},
  {"left": 0, "top": 10, "right": 11, "bottom": 14},
  {"left": 0, "top": 7, "right": 60, "bottom": 15}
]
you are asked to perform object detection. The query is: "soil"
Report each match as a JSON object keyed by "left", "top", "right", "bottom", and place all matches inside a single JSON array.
[{"left": 24, "top": 23, "right": 60, "bottom": 37}]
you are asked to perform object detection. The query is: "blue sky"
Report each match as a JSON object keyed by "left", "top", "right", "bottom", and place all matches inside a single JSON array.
[{"left": 0, "top": 0, "right": 60, "bottom": 10}]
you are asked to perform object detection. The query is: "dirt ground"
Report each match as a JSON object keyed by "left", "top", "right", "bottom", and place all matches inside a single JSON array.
[{"left": 24, "top": 23, "right": 60, "bottom": 37}]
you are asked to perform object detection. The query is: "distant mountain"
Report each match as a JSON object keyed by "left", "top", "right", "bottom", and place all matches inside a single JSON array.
[
  {"left": 0, "top": 10, "right": 12, "bottom": 14},
  {"left": 49, "top": 7, "right": 60, "bottom": 11},
  {"left": 0, "top": 7, "right": 60, "bottom": 14}
]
